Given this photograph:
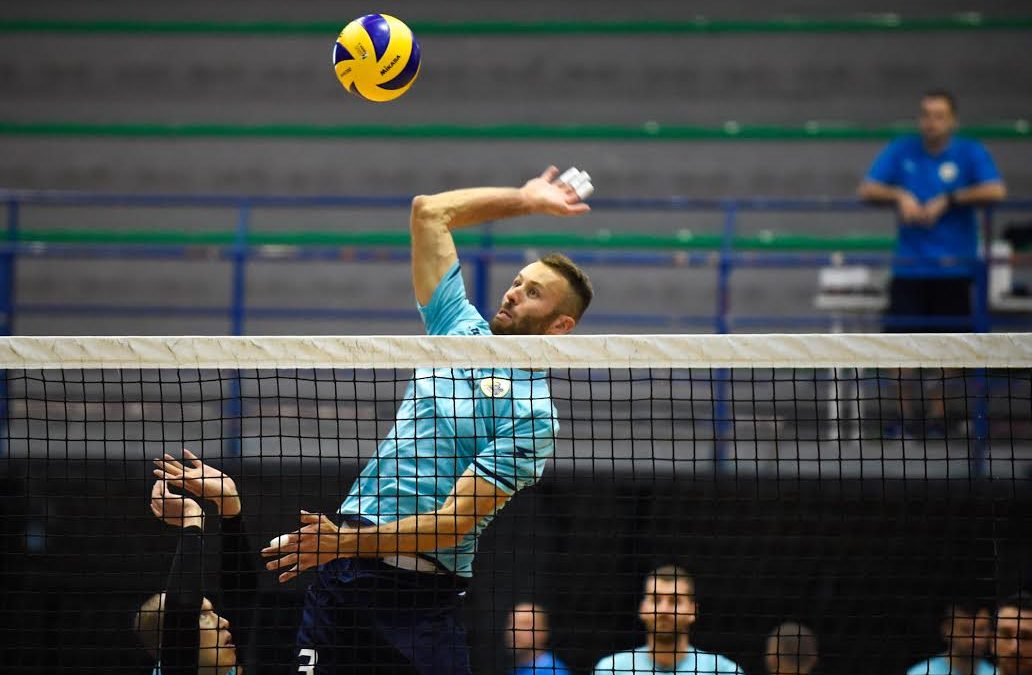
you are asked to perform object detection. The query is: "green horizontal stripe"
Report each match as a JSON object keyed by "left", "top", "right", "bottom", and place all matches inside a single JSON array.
[
  {"left": 1, "top": 120, "right": 1028, "bottom": 141},
  {"left": 15, "top": 229, "right": 895, "bottom": 251},
  {"left": 1, "top": 16, "right": 1030, "bottom": 36}
]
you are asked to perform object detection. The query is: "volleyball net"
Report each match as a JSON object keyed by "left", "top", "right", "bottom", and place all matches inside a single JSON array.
[{"left": 1, "top": 333, "right": 1030, "bottom": 674}]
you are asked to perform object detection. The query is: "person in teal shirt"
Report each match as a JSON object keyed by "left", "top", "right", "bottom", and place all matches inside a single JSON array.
[
  {"left": 593, "top": 565, "right": 744, "bottom": 675},
  {"left": 506, "top": 602, "right": 571, "bottom": 675},
  {"left": 264, "top": 167, "right": 594, "bottom": 675},
  {"left": 907, "top": 603, "right": 996, "bottom": 675}
]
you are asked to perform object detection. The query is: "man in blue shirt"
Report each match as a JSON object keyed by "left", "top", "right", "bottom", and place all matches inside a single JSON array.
[
  {"left": 506, "top": 602, "right": 571, "bottom": 675},
  {"left": 263, "top": 166, "right": 594, "bottom": 675},
  {"left": 593, "top": 565, "right": 744, "bottom": 675},
  {"left": 858, "top": 91, "right": 1006, "bottom": 434},
  {"left": 858, "top": 90, "right": 1006, "bottom": 329},
  {"left": 906, "top": 602, "right": 996, "bottom": 675}
]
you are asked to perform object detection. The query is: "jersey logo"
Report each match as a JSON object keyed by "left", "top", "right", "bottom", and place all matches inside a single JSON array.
[
  {"left": 479, "top": 377, "right": 511, "bottom": 398},
  {"left": 938, "top": 161, "right": 958, "bottom": 184}
]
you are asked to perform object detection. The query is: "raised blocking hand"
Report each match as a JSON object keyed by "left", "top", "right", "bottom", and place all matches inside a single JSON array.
[{"left": 153, "top": 448, "right": 241, "bottom": 517}]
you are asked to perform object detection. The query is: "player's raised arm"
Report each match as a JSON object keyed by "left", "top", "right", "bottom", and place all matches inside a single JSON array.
[{"left": 410, "top": 166, "right": 592, "bottom": 305}]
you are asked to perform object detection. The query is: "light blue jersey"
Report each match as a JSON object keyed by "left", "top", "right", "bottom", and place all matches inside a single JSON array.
[
  {"left": 593, "top": 646, "right": 743, "bottom": 675},
  {"left": 339, "top": 262, "right": 559, "bottom": 578},
  {"left": 906, "top": 655, "right": 997, "bottom": 675}
]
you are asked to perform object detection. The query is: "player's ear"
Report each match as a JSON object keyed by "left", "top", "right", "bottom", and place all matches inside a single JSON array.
[{"left": 546, "top": 314, "right": 575, "bottom": 335}]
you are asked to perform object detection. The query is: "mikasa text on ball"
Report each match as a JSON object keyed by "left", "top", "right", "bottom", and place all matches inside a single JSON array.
[{"left": 332, "top": 13, "right": 421, "bottom": 102}]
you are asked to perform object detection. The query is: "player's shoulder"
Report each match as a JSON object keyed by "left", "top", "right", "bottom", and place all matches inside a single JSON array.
[
  {"left": 691, "top": 647, "right": 744, "bottom": 674},
  {"left": 887, "top": 135, "right": 923, "bottom": 155},
  {"left": 906, "top": 655, "right": 947, "bottom": 675},
  {"left": 951, "top": 135, "right": 993, "bottom": 157},
  {"left": 593, "top": 649, "right": 635, "bottom": 673}
]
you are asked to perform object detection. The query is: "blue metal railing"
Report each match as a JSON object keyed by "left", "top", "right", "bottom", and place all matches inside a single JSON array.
[{"left": 2, "top": 189, "right": 1030, "bottom": 336}]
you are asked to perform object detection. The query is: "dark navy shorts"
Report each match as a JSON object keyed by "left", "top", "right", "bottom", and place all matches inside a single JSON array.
[
  {"left": 295, "top": 557, "right": 471, "bottom": 675},
  {"left": 884, "top": 276, "right": 974, "bottom": 332}
]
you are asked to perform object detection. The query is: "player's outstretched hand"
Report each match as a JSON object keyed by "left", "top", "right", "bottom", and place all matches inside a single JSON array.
[
  {"left": 261, "top": 511, "right": 356, "bottom": 584},
  {"left": 521, "top": 166, "right": 592, "bottom": 217},
  {"left": 150, "top": 479, "right": 204, "bottom": 530},
  {"left": 153, "top": 448, "right": 241, "bottom": 517}
]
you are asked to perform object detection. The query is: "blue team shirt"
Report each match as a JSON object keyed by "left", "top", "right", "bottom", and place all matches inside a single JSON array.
[
  {"left": 906, "top": 655, "right": 997, "bottom": 675},
  {"left": 593, "top": 646, "right": 744, "bottom": 675},
  {"left": 512, "top": 651, "right": 572, "bottom": 675},
  {"left": 339, "top": 262, "right": 559, "bottom": 578},
  {"left": 865, "top": 135, "right": 1002, "bottom": 278}
]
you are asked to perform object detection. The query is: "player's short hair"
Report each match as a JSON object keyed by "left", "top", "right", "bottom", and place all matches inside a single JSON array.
[
  {"left": 922, "top": 89, "right": 958, "bottom": 114},
  {"left": 133, "top": 592, "right": 166, "bottom": 658},
  {"left": 943, "top": 600, "right": 986, "bottom": 623},
  {"left": 644, "top": 564, "right": 694, "bottom": 593},
  {"left": 767, "top": 621, "right": 819, "bottom": 671},
  {"left": 998, "top": 590, "right": 1032, "bottom": 613},
  {"left": 539, "top": 253, "right": 593, "bottom": 321}
]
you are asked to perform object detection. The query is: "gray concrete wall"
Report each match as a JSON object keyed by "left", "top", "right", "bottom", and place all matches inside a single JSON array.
[{"left": 1, "top": 1, "right": 1029, "bottom": 335}]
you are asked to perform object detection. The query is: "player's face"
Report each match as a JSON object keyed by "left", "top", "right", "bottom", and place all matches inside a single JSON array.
[
  {"left": 490, "top": 262, "right": 574, "bottom": 336},
  {"left": 639, "top": 578, "right": 696, "bottom": 639},
  {"left": 946, "top": 608, "right": 993, "bottom": 658},
  {"left": 197, "top": 597, "right": 236, "bottom": 675},
  {"left": 996, "top": 606, "right": 1032, "bottom": 675},
  {"left": 918, "top": 96, "right": 956, "bottom": 146},
  {"left": 506, "top": 603, "right": 547, "bottom": 652}
]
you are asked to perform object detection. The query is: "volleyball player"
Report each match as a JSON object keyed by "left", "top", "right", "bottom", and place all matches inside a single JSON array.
[
  {"left": 134, "top": 450, "right": 257, "bottom": 675},
  {"left": 262, "top": 166, "right": 594, "bottom": 674},
  {"left": 593, "top": 565, "right": 744, "bottom": 675}
]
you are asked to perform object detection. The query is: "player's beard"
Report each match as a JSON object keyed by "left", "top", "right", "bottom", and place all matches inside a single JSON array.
[{"left": 489, "top": 306, "right": 558, "bottom": 336}]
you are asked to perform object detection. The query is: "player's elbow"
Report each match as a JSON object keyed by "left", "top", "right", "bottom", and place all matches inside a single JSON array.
[
  {"left": 410, "top": 194, "right": 443, "bottom": 232},
  {"left": 989, "top": 182, "right": 1008, "bottom": 201},
  {"left": 856, "top": 181, "right": 877, "bottom": 201}
]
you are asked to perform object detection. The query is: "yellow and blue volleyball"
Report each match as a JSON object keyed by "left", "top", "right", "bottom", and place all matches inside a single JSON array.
[{"left": 332, "top": 13, "right": 421, "bottom": 102}]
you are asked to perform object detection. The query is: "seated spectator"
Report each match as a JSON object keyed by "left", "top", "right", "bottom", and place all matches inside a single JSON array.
[
  {"left": 505, "top": 602, "right": 571, "bottom": 675},
  {"left": 765, "top": 622, "right": 818, "bottom": 675},
  {"left": 593, "top": 564, "right": 743, "bottom": 674},
  {"left": 906, "top": 602, "right": 994, "bottom": 675},
  {"left": 996, "top": 591, "right": 1032, "bottom": 675}
]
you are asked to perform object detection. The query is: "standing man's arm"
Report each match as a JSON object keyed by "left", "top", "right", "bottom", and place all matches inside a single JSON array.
[
  {"left": 410, "top": 166, "right": 591, "bottom": 305},
  {"left": 858, "top": 179, "right": 925, "bottom": 224},
  {"left": 858, "top": 140, "right": 925, "bottom": 224},
  {"left": 921, "top": 180, "right": 1007, "bottom": 225}
]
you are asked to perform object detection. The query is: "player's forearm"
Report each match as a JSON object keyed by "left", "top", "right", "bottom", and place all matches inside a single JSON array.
[
  {"left": 353, "top": 510, "right": 477, "bottom": 556},
  {"left": 953, "top": 181, "right": 1007, "bottom": 204},
  {"left": 857, "top": 180, "right": 907, "bottom": 203},
  {"left": 412, "top": 186, "right": 532, "bottom": 233}
]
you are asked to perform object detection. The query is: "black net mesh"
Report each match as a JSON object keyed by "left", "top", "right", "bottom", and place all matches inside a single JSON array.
[{"left": 1, "top": 337, "right": 1030, "bottom": 675}]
